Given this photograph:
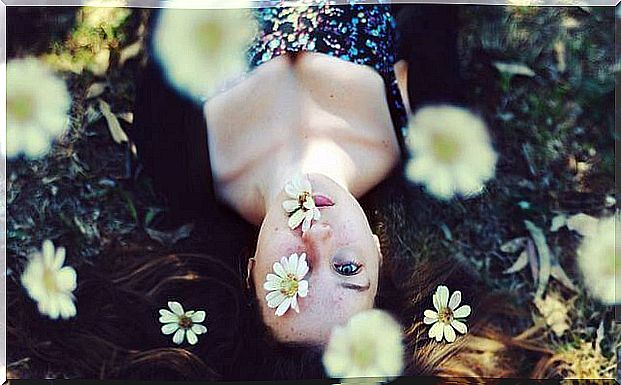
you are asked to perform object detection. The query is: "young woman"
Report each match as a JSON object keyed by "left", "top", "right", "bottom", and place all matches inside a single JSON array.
[{"left": 9, "top": 3, "right": 522, "bottom": 381}]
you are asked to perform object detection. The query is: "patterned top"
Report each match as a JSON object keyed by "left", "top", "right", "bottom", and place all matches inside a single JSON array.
[{"left": 247, "top": 2, "right": 409, "bottom": 157}]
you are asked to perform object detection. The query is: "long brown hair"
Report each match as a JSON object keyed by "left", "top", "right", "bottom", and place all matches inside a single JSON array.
[{"left": 8, "top": 170, "right": 528, "bottom": 381}]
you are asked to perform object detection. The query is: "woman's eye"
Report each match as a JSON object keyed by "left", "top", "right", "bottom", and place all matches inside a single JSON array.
[{"left": 334, "top": 262, "right": 361, "bottom": 276}]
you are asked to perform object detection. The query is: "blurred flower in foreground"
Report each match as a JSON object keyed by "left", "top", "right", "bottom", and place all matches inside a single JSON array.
[
  {"left": 405, "top": 105, "right": 497, "bottom": 200},
  {"left": 7, "top": 57, "right": 71, "bottom": 159},
  {"left": 159, "top": 301, "right": 207, "bottom": 345},
  {"left": 21, "top": 240, "right": 77, "bottom": 320},
  {"left": 323, "top": 309, "right": 404, "bottom": 381},
  {"left": 577, "top": 214, "right": 619, "bottom": 305},
  {"left": 152, "top": 5, "right": 256, "bottom": 102}
]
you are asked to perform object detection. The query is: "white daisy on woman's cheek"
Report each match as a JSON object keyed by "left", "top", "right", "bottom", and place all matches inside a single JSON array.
[
  {"left": 322, "top": 309, "right": 404, "bottom": 380},
  {"left": 152, "top": 5, "right": 256, "bottom": 102},
  {"left": 6, "top": 57, "right": 72, "bottom": 159},
  {"left": 282, "top": 174, "right": 321, "bottom": 233},
  {"left": 159, "top": 301, "right": 208, "bottom": 345},
  {"left": 263, "top": 253, "right": 310, "bottom": 317},
  {"left": 405, "top": 105, "right": 497, "bottom": 200},
  {"left": 20, "top": 240, "right": 77, "bottom": 320},
  {"left": 424, "top": 285, "right": 471, "bottom": 343}
]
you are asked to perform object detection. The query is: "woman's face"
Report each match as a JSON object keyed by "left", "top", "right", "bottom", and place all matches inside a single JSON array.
[{"left": 251, "top": 175, "right": 382, "bottom": 343}]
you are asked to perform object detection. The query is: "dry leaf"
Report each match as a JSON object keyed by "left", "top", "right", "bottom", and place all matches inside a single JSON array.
[
  {"left": 98, "top": 99, "right": 129, "bottom": 144},
  {"left": 500, "top": 237, "right": 528, "bottom": 253},
  {"left": 534, "top": 292, "right": 570, "bottom": 337},
  {"left": 117, "top": 112, "right": 134, "bottom": 124},
  {"left": 119, "top": 40, "right": 143, "bottom": 66},
  {"left": 86, "top": 82, "right": 107, "bottom": 99},
  {"left": 503, "top": 250, "right": 529, "bottom": 274},
  {"left": 493, "top": 61, "right": 535, "bottom": 77},
  {"left": 524, "top": 220, "right": 551, "bottom": 299},
  {"left": 550, "top": 263, "right": 577, "bottom": 292},
  {"left": 526, "top": 238, "right": 538, "bottom": 284},
  {"left": 146, "top": 223, "right": 194, "bottom": 247}
]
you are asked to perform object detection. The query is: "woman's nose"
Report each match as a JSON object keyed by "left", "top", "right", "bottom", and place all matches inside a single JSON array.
[{"left": 302, "top": 222, "right": 333, "bottom": 258}]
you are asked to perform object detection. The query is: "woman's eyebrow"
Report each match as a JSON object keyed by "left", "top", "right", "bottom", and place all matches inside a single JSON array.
[{"left": 340, "top": 282, "right": 371, "bottom": 292}]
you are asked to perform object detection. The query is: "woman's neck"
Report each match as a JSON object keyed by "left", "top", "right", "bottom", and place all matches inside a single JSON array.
[
  {"left": 260, "top": 144, "right": 355, "bottom": 214},
  {"left": 204, "top": 52, "right": 401, "bottom": 225}
]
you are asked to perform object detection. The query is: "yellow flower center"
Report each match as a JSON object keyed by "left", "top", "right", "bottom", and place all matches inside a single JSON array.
[
  {"left": 431, "top": 132, "right": 460, "bottom": 164},
  {"left": 350, "top": 337, "right": 375, "bottom": 369},
  {"left": 438, "top": 307, "right": 454, "bottom": 325},
  {"left": 198, "top": 21, "right": 223, "bottom": 52},
  {"left": 280, "top": 274, "right": 299, "bottom": 297},
  {"left": 178, "top": 315, "right": 193, "bottom": 330},
  {"left": 8, "top": 93, "right": 35, "bottom": 123},
  {"left": 298, "top": 191, "right": 310, "bottom": 206},
  {"left": 42, "top": 266, "right": 59, "bottom": 293}
]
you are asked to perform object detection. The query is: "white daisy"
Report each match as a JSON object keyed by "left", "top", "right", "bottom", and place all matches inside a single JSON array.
[
  {"left": 323, "top": 309, "right": 404, "bottom": 380},
  {"left": 20, "top": 240, "right": 77, "bottom": 320},
  {"left": 282, "top": 174, "right": 321, "bottom": 233},
  {"left": 152, "top": 5, "right": 256, "bottom": 102},
  {"left": 159, "top": 301, "right": 208, "bottom": 345},
  {"left": 424, "top": 285, "right": 471, "bottom": 343},
  {"left": 577, "top": 214, "right": 620, "bottom": 305},
  {"left": 405, "top": 105, "right": 498, "bottom": 200},
  {"left": 263, "top": 253, "right": 310, "bottom": 317},
  {"left": 6, "top": 57, "right": 72, "bottom": 159}
]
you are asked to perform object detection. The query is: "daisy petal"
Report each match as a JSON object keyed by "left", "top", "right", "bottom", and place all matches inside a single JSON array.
[
  {"left": 432, "top": 293, "right": 441, "bottom": 312},
  {"left": 424, "top": 317, "right": 437, "bottom": 325},
  {"left": 280, "top": 256, "right": 289, "bottom": 272},
  {"left": 436, "top": 286, "right": 449, "bottom": 308},
  {"left": 191, "top": 324, "right": 207, "bottom": 335},
  {"left": 168, "top": 301, "right": 184, "bottom": 316},
  {"left": 288, "top": 253, "right": 299, "bottom": 275},
  {"left": 444, "top": 324, "right": 456, "bottom": 343},
  {"left": 297, "top": 280, "right": 309, "bottom": 297},
  {"left": 191, "top": 310, "right": 206, "bottom": 323},
  {"left": 453, "top": 305, "right": 471, "bottom": 319},
  {"left": 266, "top": 273, "right": 281, "bottom": 282},
  {"left": 451, "top": 320, "right": 467, "bottom": 334},
  {"left": 296, "top": 254, "right": 309, "bottom": 278},
  {"left": 42, "top": 240, "right": 55, "bottom": 266},
  {"left": 54, "top": 246, "right": 66, "bottom": 269},
  {"left": 424, "top": 309, "right": 438, "bottom": 319},
  {"left": 275, "top": 296, "right": 292, "bottom": 317},
  {"left": 267, "top": 291, "right": 285, "bottom": 308},
  {"left": 159, "top": 309, "right": 178, "bottom": 323},
  {"left": 448, "top": 290, "right": 462, "bottom": 310},
  {"left": 273, "top": 261, "right": 286, "bottom": 278},
  {"left": 429, "top": 321, "right": 444, "bottom": 342},
  {"left": 186, "top": 330, "right": 198, "bottom": 345},
  {"left": 172, "top": 328, "right": 185, "bottom": 344},
  {"left": 290, "top": 295, "right": 299, "bottom": 313},
  {"left": 301, "top": 213, "right": 313, "bottom": 233},
  {"left": 288, "top": 209, "right": 306, "bottom": 230},
  {"left": 285, "top": 182, "right": 298, "bottom": 198},
  {"left": 263, "top": 281, "right": 281, "bottom": 291},
  {"left": 282, "top": 200, "right": 300, "bottom": 213},
  {"left": 162, "top": 323, "right": 180, "bottom": 335}
]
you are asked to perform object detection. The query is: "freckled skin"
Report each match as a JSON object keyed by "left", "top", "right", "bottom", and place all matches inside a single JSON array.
[{"left": 251, "top": 174, "right": 381, "bottom": 344}]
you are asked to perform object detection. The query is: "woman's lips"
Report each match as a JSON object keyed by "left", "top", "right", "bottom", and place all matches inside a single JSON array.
[{"left": 313, "top": 194, "right": 334, "bottom": 208}]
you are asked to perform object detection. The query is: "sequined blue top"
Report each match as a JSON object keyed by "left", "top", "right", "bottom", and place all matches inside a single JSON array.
[{"left": 248, "top": 2, "right": 409, "bottom": 157}]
